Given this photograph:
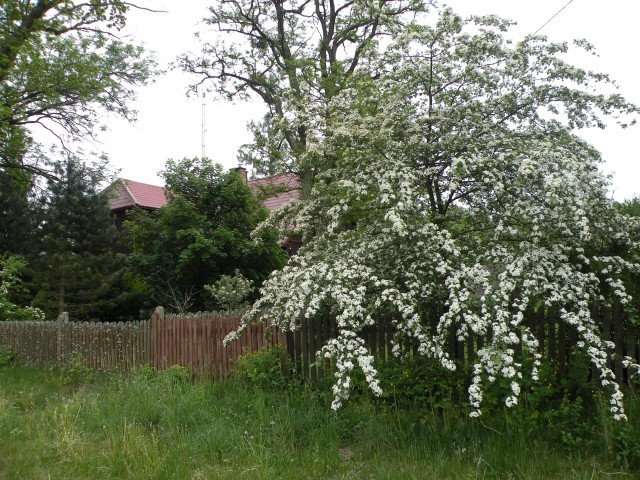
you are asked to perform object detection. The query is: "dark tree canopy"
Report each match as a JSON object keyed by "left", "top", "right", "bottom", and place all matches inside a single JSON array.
[
  {"left": 124, "top": 157, "right": 287, "bottom": 313},
  {"left": 30, "top": 156, "right": 126, "bottom": 321},
  {"left": 0, "top": 167, "right": 37, "bottom": 256}
]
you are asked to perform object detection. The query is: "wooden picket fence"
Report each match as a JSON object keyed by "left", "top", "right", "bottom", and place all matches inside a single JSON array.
[
  {"left": 1, "top": 304, "right": 638, "bottom": 386},
  {"left": 287, "top": 304, "right": 640, "bottom": 388},
  {"left": 151, "top": 309, "right": 287, "bottom": 379},
  {"left": 0, "top": 313, "right": 151, "bottom": 370},
  {"left": 0, "top": 309, "right": 287, "bottom": 379}
]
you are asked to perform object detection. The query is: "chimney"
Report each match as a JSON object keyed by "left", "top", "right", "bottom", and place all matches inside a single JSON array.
[{"left": 233, "top": 165, "right": 248, "bottom": 184}]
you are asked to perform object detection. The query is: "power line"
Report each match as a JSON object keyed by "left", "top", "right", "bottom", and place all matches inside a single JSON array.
[{"left": 532, "top": 0, "right": 576, "bottom": 35}]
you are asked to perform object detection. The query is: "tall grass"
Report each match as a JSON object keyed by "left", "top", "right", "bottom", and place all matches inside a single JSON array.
[{"left": 1, "top": 366, "right": 638, "bottom": 479}]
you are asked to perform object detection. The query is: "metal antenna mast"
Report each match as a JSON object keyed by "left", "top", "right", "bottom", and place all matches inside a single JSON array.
[{"left": 201, "top": 92, "right": 206, "bottom": 158}]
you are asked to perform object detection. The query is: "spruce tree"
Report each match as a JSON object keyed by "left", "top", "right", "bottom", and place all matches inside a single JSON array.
[
  {"left": 0, "top": 168, "right": 37, "bottom": 257},
  {"left": 31, "top": 156, "right": 125, "bottom": 321}
]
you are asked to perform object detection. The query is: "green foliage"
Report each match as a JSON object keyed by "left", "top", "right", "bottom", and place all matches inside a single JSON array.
[
  {"left": 544, "top": 396, "right": 592, "bottom": 448},
  {"left": 0, "top": 0, "right": 156, "bottom": 178},
  {"left": 0, "top": 255, "right": 44, "bottom": 321},
  {"left": 608, "top": 420, "right": 640, "bottom": 470},
  {"left": 155, "top": 365, "right": 191, "bottom": 386},
  {"left": 56, "top": 356, "right": 96, "bottom": 387},
  {"left": 124, "top": 157, "right": 286, "bottom": 313},
  {"left": 2, "top": 366, "right": 640, "bottom": 478},
  {"left": 30, "top": 156, "right": 128, "bottom": 321},
  {"left": 0, "top": 346, "right": 15, "bottom": 367},
  {"left": 235, "top": 345, "right": 293, "bottom": 390},
  {"left": 0, "top": 168, "right": 37, "bottom": 257},
  {"left": 347, "top": 357, "right": 468, "bottom": 411},
  {"left": 204, "top": 269, "right": 254, "bottom": 311}
]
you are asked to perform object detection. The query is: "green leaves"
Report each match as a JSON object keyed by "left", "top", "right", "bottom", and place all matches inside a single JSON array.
[
  {"left": 124, "top": 158, "right": 286, "bottom": 313},
  {"left": 0, "top": 0, "right": 156, "bottom": 177},
  {"left": 0, "top": 255, "right": 44, "bottom": 321},
  {"left": 30, "top": 155, "right": 125, "bottom": 321},
  {"left": 231, "top": 9, "right": 640, "bottom": 417}
]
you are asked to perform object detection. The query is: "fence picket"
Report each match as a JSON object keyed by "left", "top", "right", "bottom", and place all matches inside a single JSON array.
[{"left": 2, "top": 303, "right": 639, "bottom": 390}]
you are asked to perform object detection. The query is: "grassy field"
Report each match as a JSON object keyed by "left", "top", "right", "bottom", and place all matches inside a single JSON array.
[{"left": 1, "top": 365, "right": 639, "bottom": 479}]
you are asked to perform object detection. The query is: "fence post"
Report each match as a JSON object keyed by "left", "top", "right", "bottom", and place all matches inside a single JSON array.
[
  {"left": 151, "top": 306, "right": 164, "bottom": 370},
  {"left": 56, "top": 312, "right": 69, "bottom": 365}
]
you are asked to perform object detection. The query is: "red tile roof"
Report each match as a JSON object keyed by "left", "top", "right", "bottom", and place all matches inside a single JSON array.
[
  {"left": 107, "top": 173, "right": 301, "bottom": 213},
  {"left": 248, "top": 172, "right": 301, "bottom": 211},
  {"left": 107, "top": 179, "right": 168, "bottom": 212}
]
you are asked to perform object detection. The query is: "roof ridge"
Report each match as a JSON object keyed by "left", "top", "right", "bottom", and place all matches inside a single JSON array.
[
  {"left": 248, "top": 171, "right": 297, "bottom": 181},
  {"left": 119, "top": 178, "right": 137, "bottom": 206},
  {"left": 122, "top": 178, "right": 165, "bottom": 188}
]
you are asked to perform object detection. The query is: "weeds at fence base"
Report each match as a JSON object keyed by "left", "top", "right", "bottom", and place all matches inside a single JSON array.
[
  {"left": 2, "top": 366, "right": 640, "bottom": 479},
  {"left": 0, "top": 347, "right": 15, "bottom": 368}
]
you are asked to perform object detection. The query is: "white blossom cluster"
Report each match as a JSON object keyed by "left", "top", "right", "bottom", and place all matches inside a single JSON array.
[
  {"left": 204, "top": 270, "right": 254, "bottom": 311},
  {"left": 0, "top": 257, "right": 45, "bottom": 321},
  {"left": 321, "top": 330, "right": 382, "bottom": 409},
  {"left": 226, "top": 10, "right": 640, "bottom": 419}
]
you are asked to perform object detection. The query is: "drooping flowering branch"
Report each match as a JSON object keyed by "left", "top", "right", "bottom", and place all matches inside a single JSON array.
[{"left": 226, "top": 9, "right": 640, "bottom": 419}]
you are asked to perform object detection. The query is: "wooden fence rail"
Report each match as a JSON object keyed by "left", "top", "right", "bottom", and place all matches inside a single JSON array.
[
  {"left": 151, "top": 310, "right": 287, "bottom": 379},
  {"left": 1, "top": 304, "right": 639, "bottom": 387},
  {"left": 0, "top": 313, "right": 151, "bottom": 369}
]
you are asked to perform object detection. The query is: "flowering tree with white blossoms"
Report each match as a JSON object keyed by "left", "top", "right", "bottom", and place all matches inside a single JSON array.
[
  {"left": 226, "top": 9, "right": 640, "bottom": 418},
  {"left": 0, "top": 256, "right": 45, "bottom": 321}
]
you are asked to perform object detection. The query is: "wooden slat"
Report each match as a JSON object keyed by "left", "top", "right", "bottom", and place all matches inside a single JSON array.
[
  {"left": 626, "top": 313, "right": 637, "bottom": 387},
  {"left": 294, "top": 327, "right": 302, "bottom": 374},
  {"left": 613, "top": 303, "right": 624, "bottom": 384},
  {"left": 558, "top": 318, "right": 567, "bottom": 378},
  {"left": 3, "top": 304, "right": 637, "bottom": 387},
  {"left": 547, "top": 308, "right": 556, "bottom": 362},
  {"left": 377, "top": 318, "right": 386, "bottom": 360},
  {"left": 603, "top": 306, "right": 612, "bottom": 371}
]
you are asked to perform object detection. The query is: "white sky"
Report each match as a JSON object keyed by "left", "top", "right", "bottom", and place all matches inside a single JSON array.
[{"left": 76, "top": 0, "right": 639, "bottom": 200}]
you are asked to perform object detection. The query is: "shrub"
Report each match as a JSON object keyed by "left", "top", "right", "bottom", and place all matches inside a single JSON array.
[
  {"left": 57, "top": 355, "right": 96, "bottom": 386},
  {"left": 0, "top": 256, "right": 45, "bottom": 321},
  {"left": 235, "top": 344, "right": 293, "bottom": 390},
  {"left": 0, "top": 346, "right": 16, "bottom": 367},
  {"left": 204, "top": 270, "right": 254, "bottom": 311},
  {"left": 158, "top": 364, "right": 191, "bottom": 385},
  {"left": 371, "top": 356, "right": 468, "bottom": 410}
]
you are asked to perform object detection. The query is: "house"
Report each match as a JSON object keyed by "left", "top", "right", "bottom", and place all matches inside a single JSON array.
[
  {"left": 105, "top": 167, "right": 302, "bottom": 253},
  {"left": 244, "top": 171, "right": 300, "bottom": 212},
  {"left": 107, "top": 179, "right": 168, "bottom": 230}
]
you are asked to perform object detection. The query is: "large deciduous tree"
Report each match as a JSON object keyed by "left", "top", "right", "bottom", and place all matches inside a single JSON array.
[
  {"left": 180, "top": 0, "right": 433, "bottom": 193},
  {"left": 228, "top": 10, "right": 640, "bottom": 418},
  {"left": 124, "top": 158, "right": 287, "bottom": 313},
  {"left": 0, "top": 0, "right": 155, "bottom": 178}
]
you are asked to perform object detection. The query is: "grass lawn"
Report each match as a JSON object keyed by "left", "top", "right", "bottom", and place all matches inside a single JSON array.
[{"left": 1, "top": 365, "right": 638, "bottom": 479}]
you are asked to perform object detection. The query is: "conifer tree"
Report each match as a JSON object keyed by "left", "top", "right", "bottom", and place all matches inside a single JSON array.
[
  {"left": 31, "top": 156, "right": 125, "bottom": 321},
  {"left": 0, "top": 168, "right": 37, "bottom": 257}
]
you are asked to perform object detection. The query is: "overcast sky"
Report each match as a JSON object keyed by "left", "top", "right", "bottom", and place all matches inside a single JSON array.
[{"left": 76, "top": 0, "right": 640, "bottom": 200}]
